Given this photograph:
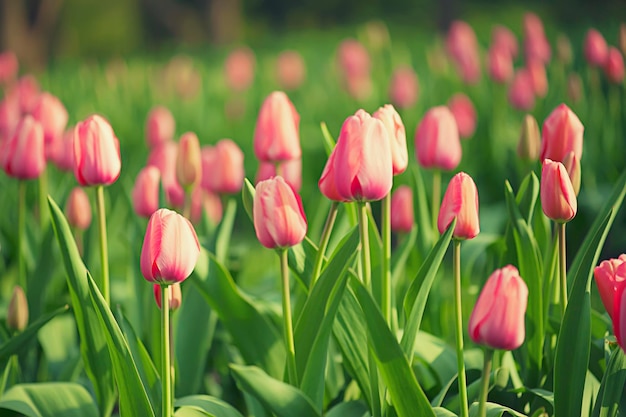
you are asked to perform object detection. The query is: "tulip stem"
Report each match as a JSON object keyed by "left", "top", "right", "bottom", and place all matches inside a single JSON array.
[
  {"left": 478, "top": 348, "right": 494, "bottom": 417},
  {"left": 17, "top": 181, "right": 26, "bottom": 293},
  {"left": 38, "top": 167, "right": 49, "bottom": 231},
  {"left": 161, "top": 285, "right": 172, "bottom": 417},
  {"left": 311, "top": 202, "right": 338, "bottom": 289},
  {"left": 558, "top": 223, "right": 568, "bottom": 316},
  {"left": 432, "top": 170, "right": 441, "bottom": 236},
  {"left": 381, "top": 193, "right": 391, "bottom": 326},
  {"left": 358, "top": 202, "right": 371, "bottom": 288},
  {"left": 182, "top": 188, "right": 192, "bottom": 220},
  {"left": 279, "top": 249, "right": 298, "bottom": 385},
  {"left": 453, "top": 239, "right": 469, "bottom": 417},
  {"left": 95, "top": 186, "right": 110, "bottom": 305}
]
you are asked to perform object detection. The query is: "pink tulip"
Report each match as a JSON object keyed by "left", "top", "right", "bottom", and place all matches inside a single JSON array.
[
  {"left": 190, "top": 187, "right": 223, "bottom": 226},
  {"left": 540, "top": 159, "right": 577, "bottom": 223},
  {"left": 201, "top": 139, "right": 245, "bottom": 194},
  {"left": 605, "top": 47, "right": 625, "bottom": 84},
  {"left": 132, "top": 166, "right": 161, "bottom": 218},
  {"left": 487, "top": 45, "right": 514, "bottom": 83},
  {"left": 388, "top": 66, "right": 419, "bottom": 109},
  {"left": 0, "top": 96, "right": 20, "bottom": 143},
  {"left": 438, "top": 172, "right": 480, "bottom": 239},
  {"left": 344, "top": 74, "right": 373, "bottom": 101},
  {"left": 255, "top": 158, "right": 302, "bottom": 193},
  {"left": 141, "top": 208, "right": 200, "bottom": 284},
  {"left": 176, "top": 132, "right": 202, "bottom": 188},
  {"left": 540, "top": 103, "right": 584, "bottom": 163},
  {"left": 30, "top": 92, "right": 68, "bottom": 158},
  {"left": 73, "top": 115, "right": 121, "bottom": 186},
  {"left": 65, "top": 187, "right": 92, "bottom": 230},
  {"left": 49, "top": 128, "right": 75, "bottom": 172},
  {"left": 414, "top": 106, "right": 462, "bottom": 171},
  {"left": 253, "top": 176, "right": 307, "bottom": 249},
  {"left": 147, "top": 141, "right": 185, "bottom": 208},
  {"left": 0, "top": 51, "right": 18, "bottom": 86},
  {"left": 318, "top": 150, "right": 348, "bottom": 202},
  {"left": 523, "top": 13, "right": 551, "bottom": 64},
  {"left": 584, "top": 29, "right": 609, "bottom": 68},
  {"left": 447, "top": 93, "right": 477, "bottom": 139},
  {"left": 253, "top": 91, "right": 301, "bottom": 162},
  {"left": 468, "top": 265, "right": 528, "bottom": 350},
  {"left": 333, "top": 109, "right": 392, "bottom": 202},
  {"left": 594, "top": 255, "right": 626, "bottom": 321},
  {"left": 224, "top": 47, "right": 256, "bottom": 92},
  {"left": 0, "top": 115, "right": 46, "bottom": 179},
  {"left": 337, "top": 39, "right": 370, "bottom": 78},
  {"left": 153, "top": 283, "right": 182, "bottom": 310},
  {"left": 145, "top": 106, "right": 175, "bottom": 148},
  {"left": 614, "top": 282, "right": 626, "bottom": 352},
  {"left": 508, "top": 69, "right": 535, "bottom": 111},
  {"left": 527, "top": 59, "right": 548, "bottom": 98},
  {"left": 390, "top": 185, "right": 414, "bottom": 233},
  {"left": 373, "top": 104, "right": 408, "bottom": 175},
  {"left": 562, "top": 151, "right": 581, "bottom": 196},
  {"left": 446, "top": 21, "right": 481, "bottom": 84},
  {"left": 276, "top": 50, "right": 306, "bottom": 90},
  {"left": 492, "top": 25, "right": 518, "bottom": 58},
  {"left": 567, "top": 73, "right": 583, "bottom": 103},
  {"left": 10, "top": 75, "right": 40, "bottom": 114}
]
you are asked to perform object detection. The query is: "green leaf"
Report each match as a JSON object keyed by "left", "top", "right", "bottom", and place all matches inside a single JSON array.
[
  {"left": 230, "top": 365, "right": 320, "bottom": 417},
  {"left": 433, "top": 407, "right": 457, "bottom": 417},
  {"left": 391, "top": 226, "right": 418, "bottom": 285},
  {"left": 0, "top": 383, "right": 98, "bottom": 417},
  {"left": 592, "top": 346, "right": 626, "bottom": 417},
  {"left": 320, "top": 122, "right": 336, "bottom": 155},
  {"left": 47, "top": 196, "right": 116, "bottom": 417},
  {"left": 468, "top": 402, "right": 527, "bottom": 417},
  {"left": 209, "top": 197, "right": 237, "bottom": 262},
  {"left": 288, "top": 237, "right": 318, "bottom": 290},
  {"left": 241, "top": 179, "right": 255, "bottom": 222},
  {"left": 174, "top": 406, "right": 211, "bottom": 417},
  {"left": 325, "top": 400, "right": 369, "bottom": 417},
  {"left": 175, "top": 395, "right": 245, "bottom": 417},
  {"left": 411, "top": 164, "right": 434, "bottom": 253}
]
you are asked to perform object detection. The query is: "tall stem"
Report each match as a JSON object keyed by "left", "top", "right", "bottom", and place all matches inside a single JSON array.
[
  {"left": 478, "top": 349, "right": 494, "bottom": 417},
  {"left": 453, "top": 239, "right": 469, "bottom": 417},
  {"left": 381, "top": 193, "right": 391, "bottom": 326},
  {"left": 280, "top": 249, "right": 298, "bottom": 385},
  {"left": 95, "top": 186, "right": 110, "bottom": 305},
  {"left": 182, "top": 188, "right": 192, "bottom": 220},
  {"left": 38, "top": 167, "right": 49, "bottom": 231},
  {"left": 161, "top": 285, "right": 172, "bottom": 417},
  {"left": 558, "top": 223, "right": 567, "bottom": 316},
  {"left": 310, "top": 202, "right": 338, "bottom": 288},
  {"left": 432, "top": 170, "right": 441, "bottom": 236},
  {"left": 358, "top": 202, "right": 371, "bottom": 288},
  {"left": 17, "top": 181, "right": 26, "bottom": 292}
]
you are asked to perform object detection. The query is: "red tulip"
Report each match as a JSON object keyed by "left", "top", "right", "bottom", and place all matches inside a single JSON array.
[
  {"left": 224, "top": 47, "right": 256, "bottom": 92},
  {"left": 30, "top": 92, "right": 68, "bottom": 159},
  {"left": 253, "top": 176, "right": 307, "bottom": 249},
  {"left": 65, "top": 187, "right": 92, "bottom": 230},
  {"left": 468, "top": 265, "right": 528, "bottom": 350},
  {"left": 73, "top": 115, "right": 121, "bottom": 186},
  {"left": 508, "top": 69, "right": 535, "bottom": 111},
  {"left": 141, "top": 208, "right": 200, "bottom": 284},
  {"left": 415, "top": 106, "right": 462, "bottom": 171},
  {"left": 540, "top": 159, "right": 577, "bottom": 223},
  {"left": 594, "top": 255, "right": 626, "bottom": 320},
  {"left": 447, "top": 93, "right": 477, "bottom": 139},
  {"left": 388, "top": 66, "right": 419, "bottom": 109},
  {"left": 540, "top": 103, "right": 584, "bottom": 163},
  {"left": 0, "top": 115, "right": 45, "bottom": 179},
  {"left": 438, "top": 172, "right": 480, "bottom": 239},
  {"left": 153, "top": 283, "right": 182, "bottom": 311},
  {"left": 132, "top": 166, "right": 161, "bottom": 218},
  {"left": 0, "top": 51, "right": 18, "bottom": 86},
  {"left": 584, "top": 28, "right": 609, "bottom": 68},
  {"left": 176, "top": 132, "right": 202, "bottom": 189},
  {"left": 147, "top": 141, "right": 184, "bottom": 208},
  {"left": 145, "top": 106, "right": 175, "bottom": 148},
  {"left": 373, "top": 104, "right": 408, "bottom": 175},
  {"left": 253, "top": 91, "right": 301, "bottom": 162},
  {"left": 201, "top": 139, "right": 244, "bottom": 194},
  {"left": 255, "top": 158, "right": 302, "bottom": 193},
  {"left": 276, "top": 50, "right": 306, "bottom": 90},
  {"left": 605, "top": 47, "right": 625, "bottom": 84},
  {"left": 390, "top": 185, "right": 414, "bottom": 233}
]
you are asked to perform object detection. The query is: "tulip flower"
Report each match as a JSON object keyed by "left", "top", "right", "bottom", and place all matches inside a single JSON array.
[
  {"left": 492, "top": 25, "right": 518, "bottom": 58},
  {"left": 176, "top": 132, "right": 202, "bottom": 189},
  {"left": 141, "top": 208, "right": 200, "bottom": 284},
  {"left": 7, "top": 285, "right": 28, "bottom": 332},
  {"left": 415, "top": 106, "right": 462, "bottom": 171},
  {"left": 447, "top": 93, "right": 477, "bottom": 139},
  {"left": 224, "top": 47, "right": 255, "bottom": 92},
  {"left": 253, "top": 176, "right": 307, "bottom": 249},
  {"left": 388, "top": 65, "right": 419, "bottom": 109},
  {"left": 0, "top": 96, "right": 20, "bottom": 142},
  {"left": 147, "top": 141, "right": 185, "bottom": 208},
  {"left": 0, "top": 115, "right": 45, "bottom": 180},
  {"left": 540, "top": 103, "right": 584, "bottom": 163},
  {"left": 541, "top": 159, "right": 577, "bottom": 223},
  {"left": 438, "top": 172, "right": 480, "bottom": 240},
  {"left": 0, "top": 51, "right": 18, "bottom": 86},
  {"left": 276, "top": 50, "right": 306, "bottom": 90},
  {"left": 373, "top": 104, "right": 408, "bottom": 175},
  {"left": 190, "top": 187, "right": 223, "bottom": 226},
  {"left": 11, "top": 75, "right": 40, "bottom": 114},
  {"left": 614, "top": 282, "right": 626, "bottom": 352},
  {"left": 318, "top": 151, "right": 348, "bottom": 202},
  {"left": 344, "top": 74, "right": 373, "bottom": 101},
  {"left": 337, "top": 39, "right": 370, "bottom": 78},
  {"left": 562, "top": 151, "right": 581, "bottom": 196},
  {"left": 446, "top": 21, "right": 481, "bottom": 84},
  {"left": 132, "top": 166, "right": 161, "bottom": 218},
  {"left": 487, "top": 45, "right": 514, "bottom": 83},
  {"left": 517, "top": 114, "right": 541, "bottom": 161},
  {"left": 153, "top": 283, "right": 182, "bottom": 311},
  {"left": 605, "top": 47, "right": 625, "bottom": 84},
  {"left": 145, "top": 106, "right": 175, "bottom": 148},
  {"left": 73, "top": 115, "right": 121, "bottom": 186},
  {"left": 49, "top": 128, "right": 75, "bottom": 172},
  {"left": 527, "top": 59, "right": 548, "bottom": 98},
  {"left": 253, "top": 91, "right": 301, "bottom": 162},
  {"left": 333, "top": 109, "right": 392, "bottom": 202},
  {"left": 523, "top": 13, "right": 551, "bottom": 64},
  {"left": 256, "top": 158, "right": 302, "bottom": 193},
  {"left": 65, "top": 187, "right": 92, "bottom": 230},
  {"left": 593, "top": 255, "right": 626, "bottom": 320},
  {"left": 390, "top": 185, "right": 414, "bottom": 233},
  {"left": 469, "top": 265, "right": 528, "bottom": 350},
  {"left": 30, "top": 92, "right": 68, "bottom": 158},
  {"left": 584, "top": 29, "right": 609, "bottom": 68},
  {"left": 508, "top": 69, "right": 535, "bottom": 111},
  {"left": 201, "top": 139, "right": 245, "bottom": 195}
]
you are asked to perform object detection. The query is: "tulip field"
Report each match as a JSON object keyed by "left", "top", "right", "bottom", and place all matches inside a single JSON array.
[{"left": 2, "top": 10, "right": 626, "bottom": 417}]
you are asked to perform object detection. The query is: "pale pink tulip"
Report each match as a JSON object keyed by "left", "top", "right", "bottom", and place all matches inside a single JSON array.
[
  {"left": 30, "top": 92, "right": 68, "bottom": 159},
  {"left": 49, "top": 128, "right": 75, "bottom": 172},
  {"left": 145, "top": 106, "right": 175, "bottom": 148},
  {"left": 388, "top": 66, "right": 419, "bottom": 109},
  {"left": 508, "top": 69, "right": 536, "bottom": 111},
  {"left": 153, "top": 283, "right": 182, "bottom": 310},
  {"left": 584, "top": 28, "right": 609, "bottom": 68},
  {"left": 65, "top": 187, "right": 92, "bottom": 230},
  {"left": 337, "top": 39, "right": 370, "bottom": 78},
  {"left": 0, "top": 115, "right": 46, "bottom": 179},
  {"left": 414, "top": 106, "right": 462, "bottom": 171},
  {"left": 253, "top": 91, "right": 301, "bottom": 162},
  {"left": 132, "top": 166, "right": 161, "bottom": 218},
  {"left": 487, "top": 45, "right": 514, "bottom": 83},
  {"left": 594, "top": 255, "right": 626, "bottom": 321},
  {"left": 318, "top": 150, "right": 347, "bottom": 202},
  {"left": 527, "top": 59, "right": 548, "bottom": 98},
  {"left": 224, "top": 47, "right": 256, "bottom": 92},
  {"left": 492, "top": 25, "right": 518, "bottom": 58},
  {"left": 201, "top": 139, "right": 245, "bottom": 194},
  {"left": 390, "top": 185, "right": 414, "bottom": 233},
  {"left": 373, "top": 104, "right": 408, "bottom": 175},
  {"left": 190, "top": 187, "right": 223, "bottom": 226},
  {"left": 176, "top": 132, "right": 202, "bottom": 188},
  {"left": 276, "top": 50, "right": 306, "bottom": 90},
  {"left": 147, "top": 141, "right": 184, "bottom": 208},
  {"left": 447, "top": 93, "right": 477, "bottom": 139},
  {"left": 446, "top": 21, "right": 481, "bottom": 84},
  {"left": 73, "top": 115, "right": 121, "bottom": 186}
]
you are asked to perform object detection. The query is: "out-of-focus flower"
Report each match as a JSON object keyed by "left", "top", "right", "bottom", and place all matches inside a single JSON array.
[
  {"left": 447, "top": 93, "right": 477, "bottom": 139},
  {"left": 437, "top": 172, "right": 480, "bottom": 239},
  {"left": 175, "top": 132, "right": 202, "bottom": 189},
  {"left": 73, "top": 115, "right": 121, "bottom": 186},
  {"left": 492, "top": 25, "right": 518, "bottom": 58},
  {"left": 190, "top": 187, "right": 223, "bottom": 226},
  {"left": 605, "top": 47, "right": 625, "bottom": 84},
  {"left": 390, "top": 185, "right": 414, "bottom": 233},
  {"left": 584, "top": 28, "right": 609, "bottom": 68},
  {"left": 556, "top": 34, "right": 573, "bottom": 66},
  {"left": 7, "top": 285, "right": 28, "bottom": 332},
  {"left": 0, "top": 115, "right": 46, "bottom": 180},
  {"left": 540, "top": 159, "right": 577, "bottom": 223},
  {"left": 508, "top": 69, "right": 535, "bottom": 111},
  {"left": 146, "top": 106, "right": 175, "bottom": 149},
  {"left": 447, "top": 20, "right": 482, "bottom": 84},
  {"left": 201, "top": 139, "right": 244, "bottom": 195},
  {"left": 0, "top": 51, "right": 18, "bottom": 87},
  {"left": 147, "top": 141, "right": 184, "bottom": 208},
  {"left": 276, "top": 50, "right": 306, "bottom": 90},
  {"left": 594, "top": 255, "right": 626, "bottom": 320},
  {"left": 373, "top": 104, "right": 408, "bottom": 175},
  {"left": 388, "top": 65, "right": 419, "bottom": 109},
  {"left": 49, "top": 128, "right": 75, "bottom": 172},
  {"left": 540, "top": 103, "right": 584, "bottom": 163},
  {"left": 153, "top": 283, "right": 182, "bottom": 310},
  {"left": 253, "top": 91, "right": 301, "bottom": 162},
  {"left": 523, "top": 12, "right": 551, "bottom": 64},
  {"left": 517, "top": 114, "right": 540, "bottom": 161},
  {"left": 0, "top": 96, "right": 20, "bottom": 142},
  {"left": 224, "top": 47, "right": 256, "bottom": 92},
  {"left": 337, "top": 39, "right": 370, "bottom": 78},
  {"left": 344, "top": 74, "right": 373, "bottom": 101},
  {"left": 255, "top": 158, "right": 302, "bottom": 193},
  {"left": 132, "top": 166, "right": 161, "bottom": 218},
  {"left": 487, "top": 45, "right": 514, "bottom": 83},
  {"left": 567, "top": 73, "right": 583, "bottom": 103},
  {"left": 527, "top": 59, "right": 548, "bottom": 98},
  {"left": 30, "top": 92, "right": 68, "bottom": 159},
  {"left": 414, "top": 106, "right": 462, "bottom": 170},
  {"left": 65, "top": 187, "right": 92, "bottom": 230}
]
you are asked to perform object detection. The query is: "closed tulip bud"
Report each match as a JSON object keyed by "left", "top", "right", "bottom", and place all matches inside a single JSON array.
[
  {"left": 344, "top": 74, "right": 373, "bottom": 101},
  {"left": 12, "top": 75, "right": 40, "bottom": 114},
  {"left": 190, "top": 187, "right": 223, "bottom": 226},
  {"left": 145, "top": 106, "right": 175, "bottom": 148},
  {"left": 492, "top": 25, "right": 518, "bottom": 58},
  {"left": 508, "top": 69, "right": 535, "bottom": 111},
  {"left": 517, "top": 114, "right": 541, "bottom": 161},
  {"left": 540, "top": 103, "right": 584, "bottom": 163},
  {"left": 318, "top": 151, "right": 348, "bottom": 202},
  {"left": 0, "top": 51, "right": 18, "bottom": 86},
  {"left": 468, "top": 265, "right": 528, "bottom": 350},
  {"left": 0, "top": 115, "right": 46, "bottom": 179},
  {"left": 605, "top": 47, "right": 625, "bottom": 84},
  {"left": 415, "top": 106, "right": 462, "bottom": 171},
  {"left": 447, "top": 93, "right": 477, "bottom": 139},
  {"left": 562, "top": 151, "right": 581, "bottom": 196},
  {"left": 567, "top": 73, "right": 583, "bottom": 103},
  {"left": 390, "top": 186, "right": 414, "bottom": 233},
  {"left": 224, "top": 47, "right": 256, "bottom": 92},
  {"left": 256, "top": 159, "right": 302, "bottom": 193},
  {"left": 253, "top": 176, "right": 307, "bottom": 249},
  {"left": 176, "top": 132, "right": 202, "bottom": 188},
  {"left": 556, "top": 34, "right": 573, "bottom": 66},
  {"left": 487, "top": 45, "right": 514, "bottom": 84},
  {"left": 438, "top": 172, "right": 480, "bottom": 239},
  {"left": 141, "top": 208, "right": 200, "bottom": 284},
  {"left": 65, "top": 187, "right": 92, "bottom": 230},
  {"left": 334, "top": 109, "right": 392, "bottom": 201},
  {"left": 153, "top": 283, "right": 182, "bottom": 311},
  {"left": 593, "top": 255, "right": 626, "bottom": 320},
  {"left": 132, "top": 166, "right": 161, "bottom": 218},
  {"left": 0, "top": 97, "right": 20, "bottom": 142},
  {"left": 7, "top": 285, "right": 28, "bottom": 332},
  {"left": 49, "top": 128, "right": 75, "bottom": 172},
  {"left": 73, "top": 115, "right": 121, "bottom": 186},
  {"left": 276, "top": 50, "right": 306, "bottom": 90},
  {"left": 614, "top": 282, "right": 626, "bottom": 352},
  {"left": 540, "top": 159, "right": 577, "bottom": 223},
  {"left": 388, "top": 66, "right": 419, "bottom": 109},
  {"left": 527, "top": 59, "right": 548, "bottom": 98},
  {"left": 201, "top": 139, "right": 245, "bottom": 194},
  {"left": 30, "top": 92, "right": 68, "bottom": 158},
  {"left": 337, "top": 39, "right": 371, "bottom": 78},
  {"left": 147, "top": 141, "right": 184, "bottom": 208},
  {"left": 446, "top": 21, "right": 482, "bottom": 84},
  {"left": 373, "top": 104, "right": 408, "bottom": 175},
  {"left": 253, "top": 91, "right": 301, "bottom": 162},
  {"left": 584, "top": 29, "right": 609, "bottom": 68}
]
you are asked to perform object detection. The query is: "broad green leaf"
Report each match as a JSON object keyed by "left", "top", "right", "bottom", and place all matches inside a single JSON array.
[
  {"left": 174, "top": 406, "right": 211, "bottom": 417},
  {"left": 468, "top": 402, "right": 527, "bottom": 417},
  {"left": 47, "top": 196, "right": 116, "bottom": 417},
  {"left": 175, "top": 395, "right": 244, "bottom": 417},
  {"left": 592, "top": 346, "right": 626, "bottom": 417},
  {"left": 0, "top": 383, "right": 98, "bottom": 417},
  {"left": 86, "top": 273, "right": 156, "bottom": 417},
  {"left": 230, "top": 365, "right": 320, "bottom": 417},
  {"left": 325, "top": 400, "right": 369, "bottom": 417},
  {"left": 433, "top": 407, "right": 457, "bottom": 417}
]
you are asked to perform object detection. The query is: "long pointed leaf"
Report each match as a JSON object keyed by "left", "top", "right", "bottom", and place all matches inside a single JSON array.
[
  {"left": 175, "top": 395, "right": 245, "bottom": 417},
  {"left": 592, "top": 346, "right": 626, "bottom": 417},
  {"left": 0, "top": 383, "right": 99, "bottom": 417}
]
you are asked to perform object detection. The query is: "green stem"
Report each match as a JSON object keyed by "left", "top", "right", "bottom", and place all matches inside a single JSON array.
[
  {"left": 310, "top": 202, "right": 338, "bottom": 288},
  {"left": 95, "top": 186, "right": 110, "bottom": 305},
  {"left": 432, "top": 170, "right": 441, "bottom": 236},
  {"left": 182, "top": 188, "right": 192, "bottom": 220},
  {"left": 453, "top": 239, "right": 469, "bottom": 417},
  {"left": 279, "top": 249, "right": 298, "bottom": 385},
  {"left": 478, "top": 349, "right": 494, "bottom": 417},
  {"left": 17, "top": 181, "right": 26, "bottom": 293},
  {"left": 161, "top": 285, "right": 172, "bottom": 417},
  {"left": 358, "top": 202, "right": 371, "bottom": 288},
  {"left": 558, "top": 223, "right": 567, "bottom": 316},
  {"left": 381, "top": 193, "right": 391, "bottom": 326},
  {"left": 38, "top": 167, "right": 48, "bottom": 231}
]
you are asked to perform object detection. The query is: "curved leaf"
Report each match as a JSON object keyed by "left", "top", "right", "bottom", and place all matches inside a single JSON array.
[
  {"left": 592, "top": 345, "right": 626, "bottom": 417},
  {"left": 175, "top": 395, "right": 244, "bottom": 417},
  {"left": 325, "top": 400, "right": 369, "bottom": 417},
  {"left": 0, "top": 383, "right": 98, "bottom": 417},
  {"left": 468, "top": 402, "right": 527, "bottom": 417}
]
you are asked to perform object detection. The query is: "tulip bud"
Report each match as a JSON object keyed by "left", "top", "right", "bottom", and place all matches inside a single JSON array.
[
  {"left": 562, "top": 151, "right": 581, "bottom": 196},
  {"left": 153, "top": 283, "right": 182, "bottom": 311},
  {"left": 65, "top": 187, "right": 92, "bottom": 230},
  {"left": 224, "top": 47, "right": 256, "bottom": 92},
  {"left": 438, "top": 172, "right": 480, "bottom": 239},
  {"left": 140, "top": 208, "right": 200, "bottom": 284},
  {"left": 30, "top": 92, "right": 68, "bottom": 159},
  {"left": 49, "top": 128, "right": 75, "bottom": 172},
  {"left": 276, "top": 50, "right": 306, "bottom": 90},
  {"left": 468, "top": 265, "right": 528, "bottom": 350},
  {"left": 487, "top": 45, "right": 514, "bottom": 84},
  {"left": 7, "top": 285, "right": 28, "bottom": 332},
  {"left": 176, "top": 132, "right": 202, "bottom": 189},
  {"left": 605, "top": 47, "right": 625, "bottom": 84},
  {"left": 508, "top": 69, "right": 536, "bottom": 111},
  {"left": 132, "top": 166, "right": 161, "bottom": 218},
  {"left": 540, "top": 103, "right": 584, "bottom": 163},
  {"left": 373, "top": 104, "right": 408, "bottom": 175},
  {"left": 337, "top": 39, "right": 371, "bottom": 79},
  {"left": 73, "top": 115, "right": 121, "bottom": 186},
  {"left": 527, "top": 59, "right": 548, "bottom": 99},
  {"left": 415, "top": 106, "right": 462, "bottom": 171},
  {"left": 556, "top": 34, "right": 573, "bottom": 66},
  {"left": 147, "top": 141, "right": 184, "bottom": 208},
  {"left": 567, "top": 73, "right": 583, "bottom": 104},
  {"left": 256, "top": 158, "right": 302, "bottom": 193},
  {"left": 540, "top": 159, "right": 577, "bottom": 223},
  {"left": 584, "top": 28, "right": 609, "bottom": 68},
  {"left": 388, "top": 66, "right": 419, "bottom": 109},
  {"left": 0, "top": 115, "right": 46, "bottom": 179},
  {"left": 318, "top": 151, "right": 348, "bottom": 202},
  {"left": 145, "top": 106, "right": 175, "bottom": 148},
  {"left": 517, "top": 114, "right": 541, "bottom": 161},
  {"left": 190, "top": 187, "right": 223, "bottom": 226},
  {"left": 593, "top": 255, "right": 626, "bottom": 320},
  {"left": 614, "top": 281, "right": 626, "bottom": 352},
  {"left": 201, "top": 139, "right": 245, "bottom": 195},
  {"left": 253, "top": 91, "right": 301, "bottom": 162},
  {"left": 492, "top": 25, "right": 518, "bottom": 58},
  {"left": 447, "top": 93, "right": 477, "bottom": 139},
  {"left": 390, "top": 186, "right": 414, "bottom": 233},
  {"left": 253, "top": 176, "right": 307, "bottom": 249},
  {"left": 0, "top": 51, "right": 18, "bottom": 86}
]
